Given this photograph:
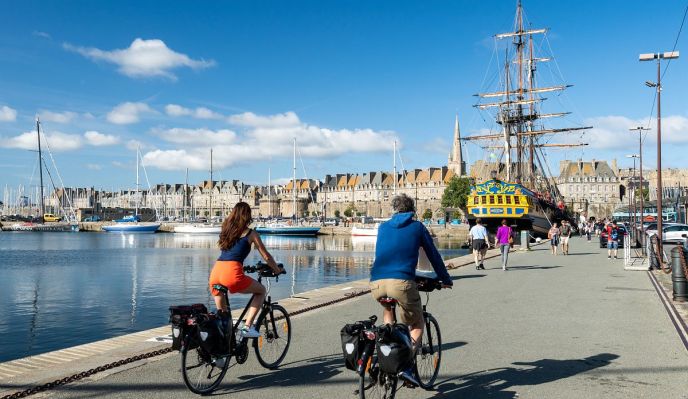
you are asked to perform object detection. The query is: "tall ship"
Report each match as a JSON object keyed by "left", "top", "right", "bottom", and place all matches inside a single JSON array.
[{"left": 464, "top": 1, "right": 590, "bottom": 236}]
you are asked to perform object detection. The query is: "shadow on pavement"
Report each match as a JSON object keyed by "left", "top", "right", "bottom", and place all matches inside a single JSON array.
[
  {"left": 451, "top": 274, "right": 486, "bottom": 281},
  {"left": 214, "top": 353, "right": 345, "bottom": 395},
  {"left": 433, "top": 353, "right": 619, "bottom": 398},
  {"left": 442, "top": 341, "right": 468, "bottom": 352},
  {"left": 502, "top": 265, "right": 562, "bottom": 271}
]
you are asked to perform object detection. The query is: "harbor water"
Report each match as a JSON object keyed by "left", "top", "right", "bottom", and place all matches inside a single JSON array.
[{"left": 0, "top": 232, "right": 467, "bottom": 362}]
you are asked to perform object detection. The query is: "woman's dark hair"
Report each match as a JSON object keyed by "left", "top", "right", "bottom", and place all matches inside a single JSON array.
[
  {"left": 391, "top": 193, "right": 415, "bottom": 213},
  {"left": 501, "top": 219, "right": 507, "bottom": 225},
  {"left": 218, "top": 202, "right": 252, "bottom": 250}
]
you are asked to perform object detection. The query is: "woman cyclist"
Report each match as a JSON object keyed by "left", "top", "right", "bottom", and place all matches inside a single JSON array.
[{"left": 209, "top": 202, "right": 282, "bottom": 338}]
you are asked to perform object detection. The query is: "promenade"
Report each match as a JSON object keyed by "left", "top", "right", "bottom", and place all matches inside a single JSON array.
[{"left": 3, "top": 237, "right": 688, "bottom": 398}]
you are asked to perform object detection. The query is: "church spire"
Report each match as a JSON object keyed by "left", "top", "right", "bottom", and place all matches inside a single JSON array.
[{"left": 448, "top": 114, "right": 466, "bottom": 176}]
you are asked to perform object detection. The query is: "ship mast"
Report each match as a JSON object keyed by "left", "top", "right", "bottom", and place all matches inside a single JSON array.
[
  {"left": 36, "top": 117, "right": 45, "bottom": 216},
  {"left": 468, "top": 0, "right": 590, "bottom": 198}
]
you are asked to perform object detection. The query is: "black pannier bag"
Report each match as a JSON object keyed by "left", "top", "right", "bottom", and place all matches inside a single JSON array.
[
  {"left": 196, "top": 313, "right": 228, "bottom": 355},
  {"left": 340, "top": 323, "right": 364, "bottom": 370},
  {"left": 169, "top": 304, "right": 209, "bottom": 351},
  {"left": 376, "top": 323, "right": 414, "bottom": 374}
]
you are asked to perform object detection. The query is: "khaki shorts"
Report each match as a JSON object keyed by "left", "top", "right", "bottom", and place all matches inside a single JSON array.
[
  {"left": 370, "top": 279, "right": 423, "bottom": 325},
  {"left": 561, "top": 236, "right": 570, "bottom": 245}
]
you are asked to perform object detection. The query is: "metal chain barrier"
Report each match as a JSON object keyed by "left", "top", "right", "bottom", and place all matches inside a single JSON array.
[{"left": 1, "top": 289, "right": 372, "bottom": 398}]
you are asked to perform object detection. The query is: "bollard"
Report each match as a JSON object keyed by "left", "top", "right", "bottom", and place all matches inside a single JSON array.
[
  {"left": 520, "top": 230, "right": 530, "bottom": 250},
  {"left": 671, "top": 246, "right": 688, "bottom": 302}
]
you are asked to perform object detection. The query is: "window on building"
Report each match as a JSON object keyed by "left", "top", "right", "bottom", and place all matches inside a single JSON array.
[
  {"left": 514, "top": 196, "right": 520, "bottom": 205},
  {"left": 506, "top": 196, "right": 512, "bottom": 205},
  {"left": 489, "top": 196, "right": 495, "bottom": 204},
  {"left": 473, "top": 197, "right": 479, "bottom": 205},
  {"left": 481, "top": 196, "right": 487, "bottom": 205},
  {"left": 497, "top": 196, "right": 503, "bottom": 204}
]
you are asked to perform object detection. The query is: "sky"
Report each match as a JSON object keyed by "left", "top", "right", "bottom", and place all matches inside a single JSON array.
[{"left": 1, "top": 0, "right": 687, "bottom": 193}]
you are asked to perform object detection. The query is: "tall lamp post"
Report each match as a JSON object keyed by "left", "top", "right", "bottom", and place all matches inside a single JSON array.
[
  {"left": 626, "top": 155, "right": 639, "bottom": 222},
  {"left": 639, "top": 51, "right": 679, "bottom": 259},
  {"left": 629, "top": 127, "right": 648, "bottom": 253}
]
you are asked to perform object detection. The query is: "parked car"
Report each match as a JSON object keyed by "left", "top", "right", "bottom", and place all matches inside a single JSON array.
[
  {"left": 324, "top": 218, "right": 340, "bottom": 226},
  {"left": 599, "top": 226, "right": 627, "bottom": 248},
  {"left": 83, "top": 215, "right": 102, "bottom": 222},
  {"left": 651, "top": 224, "right": 688, "bottom": 243},
  {"left": 43, "top": 213, "right": 61, "bottom": 222},
  {"left": 644, "top": 222, "right": 678, "bottom": 237}
]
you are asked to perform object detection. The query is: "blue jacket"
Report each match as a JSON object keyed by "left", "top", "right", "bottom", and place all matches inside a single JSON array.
[{"left": 371, "top": 212, "right": 453, "bottom": 286}]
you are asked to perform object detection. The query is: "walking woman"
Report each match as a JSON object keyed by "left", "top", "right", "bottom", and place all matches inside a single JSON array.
[
  {"left": 208, "top": 202, "right": 282, "bottom": 338},
  {"left": 494, "top": 219, "right": 512, "bottom": 271},
  {"left": 548, "top": 222, "right": 561, "bottom": 255}
]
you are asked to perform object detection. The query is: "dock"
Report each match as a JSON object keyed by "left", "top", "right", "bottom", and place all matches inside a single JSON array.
[{"left": 2, "top": 238, "right": 688, "bottom": 398}]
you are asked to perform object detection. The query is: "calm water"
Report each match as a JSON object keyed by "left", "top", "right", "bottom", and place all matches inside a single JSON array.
[{"left": 0, "top": 232, "right": 467, "bottom": 362}]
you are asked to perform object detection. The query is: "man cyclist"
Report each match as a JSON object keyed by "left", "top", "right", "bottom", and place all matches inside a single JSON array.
[{"left": 370, "top": 193, "right": 453, "bottom": 387}]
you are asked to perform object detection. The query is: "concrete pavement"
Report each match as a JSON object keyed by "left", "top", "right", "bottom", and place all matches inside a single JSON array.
[{"left": 5, "top": 237, "right": 688, "bottom": 398}]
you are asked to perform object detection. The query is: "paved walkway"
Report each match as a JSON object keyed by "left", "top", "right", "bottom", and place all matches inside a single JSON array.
[{"left": 6, "top": 238, "right": 688, "bottom": 398}]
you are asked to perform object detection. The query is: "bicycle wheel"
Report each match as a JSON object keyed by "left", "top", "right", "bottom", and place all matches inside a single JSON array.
[
  {"left": 416, "top": 314, "right": 442, "bottom": 389},
  {"left": 181, "top": 339, "right": 230, "bottom": 395},
  {"left": 360, "top": 367, "right": 397, "bottom": 399},
  {"left": 253, "top": 304, "right": 291, "bottom": 369}
]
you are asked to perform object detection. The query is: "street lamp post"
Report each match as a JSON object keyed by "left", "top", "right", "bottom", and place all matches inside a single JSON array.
[
  {"left": 629, "top": 127, "right": 648, "bottom": 253},
  {"left": 626, "top": 154, "right": 639, "bottom": 224},
  {"left": 640, "top": 51, "right": 679, "bottom": 259}
]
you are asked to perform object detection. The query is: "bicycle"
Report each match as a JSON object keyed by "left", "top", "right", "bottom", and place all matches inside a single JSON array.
[
  {"left": 178, "top": 262, "right": 291, "bottom": 395},
  {"left": 355, "top": 276, "right": 443, "bottom": 399}
]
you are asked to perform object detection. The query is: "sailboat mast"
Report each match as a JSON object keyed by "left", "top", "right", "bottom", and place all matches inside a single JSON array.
[
  {"left": 268, "top": 167, "right": 272, "bottom": 218},
  {"left": 393, "top": 140, "right": 397, "bottom": 195},
  {"left": 184, "top": 168, "right": 189, "bottom": 221},
  {"left": 36, "top": 117, "right": 45, "bottom": 216},
  {"left": 503, "top": 52, "right": 512, "bottom": 182},
  {"left": 135, "top": 146, "right": 140, "bottom": 216},
  {"left": 209, "top": 148, "right": 213, "bottom": 220},
  {"left": 528, "top": 33, "right": 536, "bottom": 181},
  {"left": 293, "top": 138, "right": 296, "bottom": 220}
]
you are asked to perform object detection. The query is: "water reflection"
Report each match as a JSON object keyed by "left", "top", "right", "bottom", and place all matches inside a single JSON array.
[{"left": 0, "top": 232, "right": 467, "bottom": 362}]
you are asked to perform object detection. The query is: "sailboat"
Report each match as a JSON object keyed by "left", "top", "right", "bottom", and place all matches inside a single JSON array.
[
  {"left": 174, "top": 149, "right": 222, "bottom": 235},
  {"left": 464, "top": 1, "right": 589, "bottom": 236},
  {"left": 103, "top": 147, "right": 161, "bottom": 233},
  {"left": 3, "top": 117, "right": 79, "bottom": 232},
  {"left": 255, "top": 138, "right": 320, "bottom": 236}
]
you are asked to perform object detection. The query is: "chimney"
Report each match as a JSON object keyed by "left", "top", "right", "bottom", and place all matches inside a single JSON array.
[{"left": 611, "top": 159, "right": 618, "bottom": 174}]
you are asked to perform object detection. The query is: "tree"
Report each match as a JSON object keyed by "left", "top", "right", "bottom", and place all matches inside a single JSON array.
[
  {"left": 441, "top": 176, "right": 472, "bottom": 212},
  {"left": 640, "top": 188, "right": 649, "bottom": 201},
  {"left": 422, "top": 208, "right": 433, "bottom": 220},
  {"left": 344, "top": 204, "right": 356, "bottom": 218}
]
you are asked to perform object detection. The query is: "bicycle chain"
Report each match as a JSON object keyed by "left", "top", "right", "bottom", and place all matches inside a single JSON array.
[{"left": 2, "top": 289, "right": 372, "bottom": 398}]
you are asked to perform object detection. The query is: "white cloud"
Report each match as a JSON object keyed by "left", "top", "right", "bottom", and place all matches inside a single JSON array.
[
  {"left": 228, "top": 111, "right": 300, "bottom": 128},
  {"left": 32, "top": 31, "right": 51, "bottom": 39},
  {"left": 40, "top": 110, "right": 77, "bottom": 124},
  {"left": 142, "top": 111, "right": 398, "bottom": 171},
  {"left": 0, "top": 130, "right": 82, "bottom": 151},
  {"left": 86, "top": 163, "right": 102, "bottom": 170},
  {"left": 84, "top": 131, "right": 119, "bottom": 146},
  {"left": 63, "top": 38, "right": 215, "bottom": 80},
  {"left": 165, "top": 104, "right": 223, "bottom": 119},
  {"left": 0, "top": 105, "right": 17, "bottom": 122},
  {"left": 106, "top": 102, "right": 153, "bottom": 124},
  {"left": 154, "top": 127, "right": 236, "bottom": 145},
  {"left": 574, "top": 115, "right": 688, "bottom": 150}
]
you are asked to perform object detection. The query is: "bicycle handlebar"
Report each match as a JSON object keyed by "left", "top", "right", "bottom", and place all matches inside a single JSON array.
[
  {"left": 415, "top": 276, "right": 443, "bottom": 292},
  {"left": 243, "top": 261, "right": 286, "bottom": 277}
]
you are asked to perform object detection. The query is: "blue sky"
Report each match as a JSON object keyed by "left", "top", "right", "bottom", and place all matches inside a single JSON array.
[{"left": 1, "top": 0, "right": 687, "bottom": 192}]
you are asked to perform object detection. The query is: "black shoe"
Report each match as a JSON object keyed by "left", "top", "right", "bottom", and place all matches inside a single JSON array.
[
  {"left": 479, "top": 263, "right": 485, "bottom": 270},
  {"left": 398, "top": 366, "right": 419, "bottom": 388}
]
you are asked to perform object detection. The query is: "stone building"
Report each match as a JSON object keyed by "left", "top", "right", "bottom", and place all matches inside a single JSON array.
[{"left": 557, "top": 159, "right": 622, "bottom": 219}]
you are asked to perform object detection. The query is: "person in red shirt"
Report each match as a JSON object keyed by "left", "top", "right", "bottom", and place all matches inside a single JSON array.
[{"left": 606, "top": 221, "right": 620, "bottom": 259}]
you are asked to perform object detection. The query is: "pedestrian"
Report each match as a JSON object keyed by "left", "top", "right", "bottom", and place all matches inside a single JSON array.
[
  {"left": 606, "top": 220, "right": 620, "bottom": 259},
  {"left": 586, "top": 221, "right": 592, "bottom": 241},
  {"left": 469, "top": 218, "right": 489, "bottom": 270},
  {"left": 560, "top": 220, "right": 572, "bottom": 255},
  {"left": 494, "top": 219, "right": 513, "bottom": 271},
  {"left": 548, "top": 222, "right": 560, "bottom": 255}
]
